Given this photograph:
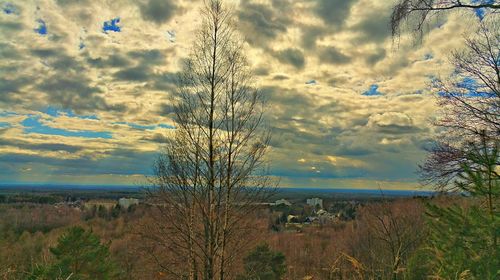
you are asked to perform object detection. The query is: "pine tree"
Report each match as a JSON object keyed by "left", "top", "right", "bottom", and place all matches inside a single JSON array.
[
  {"left": 29, "top": 226, "right": 117, "bottom": 280},
  {"left": 409, "top": 138, "right": 500, "bottom": 279}
]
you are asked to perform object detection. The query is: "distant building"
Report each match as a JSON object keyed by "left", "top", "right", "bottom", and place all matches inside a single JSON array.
[
  {"left": 85, "top": 200, "right": 116, "bottom": 210},
  {"left": 307, "top": 197, "right": 323, "bottom": 208},
  {"left": 118, "top": 198, "right": 139, "bottom": 209},
  {"left": 287, "top": 215, "right": 299, "bottom": 223},
  {"left": 305, "top": 216, "right": 319, "bottom": 224},
  {"left": 316, "top": 209, "right": 328, "bottom": 216},
  {"left": 273, "top": 199, "right": 292, "bottom": 206}
]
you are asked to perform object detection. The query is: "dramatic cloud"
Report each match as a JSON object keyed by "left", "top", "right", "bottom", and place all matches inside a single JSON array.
[
  {"left": 138, "top": 0, "right": 179, "bottom": 24},
  {"left": 314, "top": 0, "right": 356, "bottom": 27},
  {"left": 238, "top": 1, "right": 290, "bottom": 47},
  {"left": 319, "top": 47, "right": 351, "bottom": 64},
  {"left": 0, "top": 0, "right": 483, "bottom": 189},
  {"left": 276, "top": 48, "right": 305, "bottom": 69}
]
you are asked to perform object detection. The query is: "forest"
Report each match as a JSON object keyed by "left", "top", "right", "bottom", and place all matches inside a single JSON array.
[{"left": 0, "top": 190, "right": 483, "bottom": 279}]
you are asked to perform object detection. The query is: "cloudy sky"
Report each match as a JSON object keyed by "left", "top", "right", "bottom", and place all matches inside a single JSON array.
[{"left": 0, "top": 0, "right": 489, "bottom": 188}]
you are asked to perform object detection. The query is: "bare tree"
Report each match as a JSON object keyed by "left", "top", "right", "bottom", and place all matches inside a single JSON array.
[
  {"left": 142, "top": 1, "right": 274, "bottom": 279},
  {"left": 391, "top": 0, "right": 500, "bottom": 38},
  {"left": 420, "top": 21, "right": 500, "bottom": 190},
  {"left": 347, "top": 199, "right": 426, "bottom": 280}
]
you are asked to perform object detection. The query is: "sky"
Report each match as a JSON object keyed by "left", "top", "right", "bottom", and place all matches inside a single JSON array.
[{"left": 0, "top": 0, "right": 491, "bottom": 189}]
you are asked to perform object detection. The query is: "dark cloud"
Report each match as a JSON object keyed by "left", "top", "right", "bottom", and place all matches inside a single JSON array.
[
  {"left": 52, "top": 56, "right": 85, "bottom": 72},
  {"left": 86, "top": 53, "right": 131, "bottom": 68},
  {"left": 335, "top": 146, "right": 374, "bottom": 156},
  {"left": 157, "top": 103, "right": 175, "bottom": 116},
  {"left": 314, "top": 0, "right": 357, "bottom": 27},
  {"left": 0, "top": 149, "right": 157, "bottom": 176},
  {"left": 126, "top": 49, "right": 166, "bottom": 65},
  {"left": 139, "top": 0, "right": 178, "bottom": 24},
  {"left": 325, "top": 75, "right": 352, "bottom": 87},
  {"left": 376, "top": 125, "right": 423, "bottom": 134},
  {"left": 56, "top": 0, "right": 89, "bottom": 6},
  {"left": 114, "top": 66, "right": 150, "bottom": 81},
  {"left": 0, "top": 21, "right": 24, "bottom": 35},
  {"left": 31, "top": 48, "right": 86, "bottom": 72},
  {"left": 113, "top": 49, "right": 172, "bottom": 83},
  {"left": 37, "top": 76, "right": 109, "bottom": 112},
  {"left": 272, "top": 74, "right": 289, "bottom": 80},
  {"left": 0, "top": 76, "right": 34, "bottom": 106},
  {"left": 276, "top": 48, "right": 305, "bottom": 69},
  {"left": 300, "top": 25, "right": 325, "bottom": 50},
  {"left": 319, "top": 47, "right": 351, "bottom": 64},
  {"left": 0, "top": 43, "right": 22, "bottom": 60},
  {"left": 262, "top": 86, "right": 343, "bottom": 149},
  {"left": 254, "top": 66, "right": 270, "bottom": 76},
  {"left": 0, "top": 77, "right": 29, "bottom": 101},
  {"left": 397, "top": 94, "right": 425, "bottom": 103},
  {"left": 262, "top": 86, "right": 315, "bottom": 119},
  {"left": 365, "top": 48, "right": 386, "bottom": 65},
  {"left": 351, "top": 6, "right": 392, "bottom": 44},
  {"left": 30, "top": 48, "right": 58, "bottom": 58},
  {"left": 141, "top": 133, "right": 168, "bottom": 143},
  {"left": 149, "top": 72, "right": 178, "bottom": 91},
  {"left": 368, "top": 112, "right": 423, "bottom": 134},
  {"left": 0, "top": 138, "right": 83, "bottom": 153},
  {"left": 238, "top": 1, "right": 290, "bottom": 47}
]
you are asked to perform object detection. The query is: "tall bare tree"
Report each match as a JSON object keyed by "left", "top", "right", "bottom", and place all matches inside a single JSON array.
[
  {"left": 420, "top": 21, "right": 500, "bottom": 189},
  {"left": 391, "top": 0, "right": 500, "bottom": 38},
  {"left": 142, "top": 1, "right": 274, "bottom": 279}
]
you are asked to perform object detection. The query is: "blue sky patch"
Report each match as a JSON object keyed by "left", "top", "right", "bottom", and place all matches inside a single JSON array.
[
  {"left": 34, "top": 19, "right": 47, "bottom": 35},
  {"left": 22, "top": 115, "right": 111, "bottom": 138},
  {"left": 0, "top": 111, "right": 17, "bottom": 117},
  {"left": 475, "top": 7, "right": 486, "bottom": 20},
  {"left": 115, "top": 121, "right": 174, "bottom": 130},
  {"left": 0, "top": 122, "right": 11, "bottom": 128},
  {"left": 472, "top": 0, "right": 495, "bottom": 20},
  {"left": 305, "top": 79, "right": 317, "bottom": 85},
  {"left": 424, "top": 53, "right": 433, "bottom": 60},
  {"left": 103, "top": 18, "right": 121, "bottom": 33},
  {"left": 128, "top": 123, "right": 157, "bottom": 130},
  {"left": 456, "top": 77, "right": 478, "bottom": 91},
  {"left": 79, "top": 39, "right": 85, "bottom": 50},
  {"left": 42, "top": 107, "right": 98, "bottom": 120},
  {"left": 362, "top": 84, "right": 383, "bottom": 96},
  {"left": 438, "top": 77, "right": 496, "bottom": 98},
  {"left": 158, "top": 123, "right": 175, "bottom": 129},
  {"left": 3, "top": 3, "right": 18, "bottom": 15}
]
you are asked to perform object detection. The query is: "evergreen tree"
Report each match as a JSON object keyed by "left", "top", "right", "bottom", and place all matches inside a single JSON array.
[
  {"left": 236, "top": 243, "right": 286, "bottom": 280},
  {"left": 29, "top": 226, "right": 117, "bottom": 280},
  {"left": 408, "top": 139, "right": 500, "bottom": 279}
]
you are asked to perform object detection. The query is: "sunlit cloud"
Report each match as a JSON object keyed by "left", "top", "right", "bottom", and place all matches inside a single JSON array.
[{"left": 0, "top": 0, "right": 487, "bottom": 188}]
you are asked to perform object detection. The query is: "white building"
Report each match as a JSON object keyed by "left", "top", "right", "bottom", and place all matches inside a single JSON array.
[
  {"left": 306, "top": 197, "right": 323, "bottom": 208},
  {"left": 118, "top": 198, "right": 139, "bottom": 209},
  {"left": 273, "top": 199, "right": 292, "bottom": 206}
]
